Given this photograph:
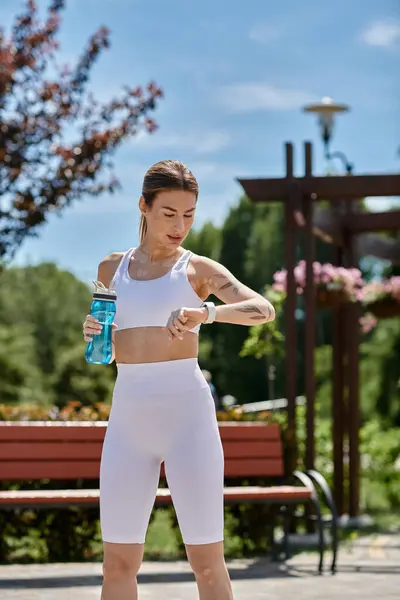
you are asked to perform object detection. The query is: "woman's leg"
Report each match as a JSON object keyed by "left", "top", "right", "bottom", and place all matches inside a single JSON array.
[
  {"left": 99, "top": 392, "right": 162, "bottom": 597},
  {"left": 186, "top": 542, "right": 233, "bottom": 600},
  {"left": 99, "top": 433, "right": 160, "bottom": 596},
  {"left": 101, "top": 542, "right": 144, "bottom": 600},
  {"left": 164, "top": 386, "right": 232, "bottom": 599}
]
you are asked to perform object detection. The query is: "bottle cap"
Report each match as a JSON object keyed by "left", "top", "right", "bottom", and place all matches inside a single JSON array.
[{"left": 92, "top": 280, "right": 117, "bottom": 301}]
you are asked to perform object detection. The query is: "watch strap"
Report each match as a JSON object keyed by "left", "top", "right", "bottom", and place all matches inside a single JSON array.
[{"left": 202, "top": 301, "right": 217, "bottom": 324}]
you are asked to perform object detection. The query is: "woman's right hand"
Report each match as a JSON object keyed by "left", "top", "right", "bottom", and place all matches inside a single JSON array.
[
  {"left": 82, "top": 315, "right": 118, "bottom": 342},
  {"left": 82, "top": 315, "right": 103, "bottom": 342}
]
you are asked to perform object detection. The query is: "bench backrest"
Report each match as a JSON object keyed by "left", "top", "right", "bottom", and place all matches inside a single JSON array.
[{"left": 0, "top": 421, "right": 284, "bottom": 481}]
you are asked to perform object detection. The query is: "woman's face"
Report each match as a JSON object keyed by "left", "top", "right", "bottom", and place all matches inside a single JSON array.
[{"left": 140, "top": 189, "right": 197, "bottom": 247}]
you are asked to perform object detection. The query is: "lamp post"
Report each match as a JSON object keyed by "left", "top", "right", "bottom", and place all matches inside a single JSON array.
[
  {"left": 303, "top": 97, "right": 362, "bottom": 520},
  {"left": 303, "top": 97, "right": 353, "bottom": 174}
]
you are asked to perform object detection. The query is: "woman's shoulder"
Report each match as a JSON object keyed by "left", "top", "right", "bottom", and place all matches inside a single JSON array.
[
  {"left": 187, "top": 252, "right": 220, "bottom": 273},
  {"left": 99, "top": 250, "right": 126, "bottom": 269},
  {"left": 186, "top": 252, "right": 227, "bottom": 286},
  {"left": 97, "top": 250, "right": 127, "bottom": 287}
]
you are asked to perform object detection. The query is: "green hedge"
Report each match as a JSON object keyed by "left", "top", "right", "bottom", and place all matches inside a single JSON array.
[{"left": 0, "top": 401, "right": 272, "bottom": 423}]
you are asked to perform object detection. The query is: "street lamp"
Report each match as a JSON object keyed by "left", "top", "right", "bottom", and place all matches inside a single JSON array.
[{"left": 303, "top": 97, "right": 353, "bottom": 174}]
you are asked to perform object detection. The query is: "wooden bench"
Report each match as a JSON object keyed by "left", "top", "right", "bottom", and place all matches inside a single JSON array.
[{"left": 0, "top": 421, "right": 338, "bottom": 573}]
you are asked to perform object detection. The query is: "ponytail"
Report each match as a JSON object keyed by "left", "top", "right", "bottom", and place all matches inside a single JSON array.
[{"left": 139, "top": 214, "right": 147, "bottom": 243}]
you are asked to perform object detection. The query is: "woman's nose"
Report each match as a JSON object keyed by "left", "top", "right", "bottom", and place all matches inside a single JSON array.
[{"left": 173, "top": 217, "right": 185, "bottom": 233}]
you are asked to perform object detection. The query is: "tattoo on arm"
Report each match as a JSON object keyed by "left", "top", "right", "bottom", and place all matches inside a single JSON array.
[
  {"left": 209, "top": 269, "right": 275, "bottom": 321},
  {"left": 213, "top": 273, "right": 240, "bottom": 295},
  {"left": 235, "top": 303, "right": 266, "bottom": 320}
]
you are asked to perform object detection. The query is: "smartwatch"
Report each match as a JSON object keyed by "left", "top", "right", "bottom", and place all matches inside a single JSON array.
[{"left": 202, "top": 301, "right": 217, "bottom": 324}]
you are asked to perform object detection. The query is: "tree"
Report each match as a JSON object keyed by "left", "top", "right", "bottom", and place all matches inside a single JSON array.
[
  {"left": 0, "top": 262, "right": 116, "bottom": 406},
  {"left": 0, "top": 0, "right": 163, "bottom": 264},
  {"left": 0, "top": 323, "right": 47, "bottom": 404}
]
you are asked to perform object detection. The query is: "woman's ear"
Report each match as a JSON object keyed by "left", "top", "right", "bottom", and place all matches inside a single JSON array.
[{"left": 138, "top": 195, "right": 147, "bottom": 216}]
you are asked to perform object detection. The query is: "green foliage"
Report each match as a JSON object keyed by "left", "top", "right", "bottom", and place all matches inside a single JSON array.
[
  {"left": 185, "top": 221, "right": 222, "bottom": 261},
  {"left": 52, "top": 344, "right": 116, "bottom": 408},
  {"left": 0, "top": 264, "right": 89, "bottom": 371},
  {"left": 0, "top": 263, "right": 116, "bottom": 407},
  {"left": 240, "top": 286, "right": 285, "bottom": 360},
  {"left": 0, "top": 324, "right": 46, "bottom": 404},
  {"left": 360, "top": 420, "right": 400, "bottom": 512},
  {"left": 275, "top": 405, "right": 400, "bottom": 515}
]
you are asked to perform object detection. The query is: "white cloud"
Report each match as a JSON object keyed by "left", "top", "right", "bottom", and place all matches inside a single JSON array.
[
  {"left": 360, "top": 19, "right": 400, "bottom": 48},
  {"left": 133, "top": 129, "right": 231, "bottom": 155},
  {"left": 216, "top": 82, "right": 316, "bottom": 113},
  {"left": 249, "top": 24, "right": 281, "bottom": 45}
]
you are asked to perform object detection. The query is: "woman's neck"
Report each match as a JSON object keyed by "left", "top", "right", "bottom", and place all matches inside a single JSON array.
[{"left": 138, "top": 238, "right": 180, "bottom": 263}]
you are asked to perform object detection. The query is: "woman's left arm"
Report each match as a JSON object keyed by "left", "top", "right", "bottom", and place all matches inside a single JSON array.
[{"left": 195, "top": 256, "right": 275, "bottom": 325}]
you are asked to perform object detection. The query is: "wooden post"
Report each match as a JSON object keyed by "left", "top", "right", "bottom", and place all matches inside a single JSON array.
[
  {"left": 343, "top": 218, "right": 361, "bottom": 517},
  {"left": 348, "top": 311, "right": 360, "bottom": 516},
  {"left": 284, "top": 142, "right": 298, "bottom": 471},
  {"left": 303, "top": 141, "right": 316, "bottom": 472},
  {"left": 332, "top": 243, "right": 346, "bottom": 515}
]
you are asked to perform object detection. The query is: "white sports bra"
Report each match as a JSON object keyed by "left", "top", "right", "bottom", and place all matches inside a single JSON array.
[{"left": 110, "top": 248, "right": 204, "bottom": 334}]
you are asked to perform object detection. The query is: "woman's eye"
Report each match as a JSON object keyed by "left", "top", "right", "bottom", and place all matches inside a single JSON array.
[
  {"left": 164, "top": 213, "right": 174, "bottom": 218},
  {"left": 184, "top": 214, "right": 194, "bottom": 219}
]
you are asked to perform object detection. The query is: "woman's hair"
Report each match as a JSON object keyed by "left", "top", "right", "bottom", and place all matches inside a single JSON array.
[{"left": 139, "top": 159, "right": 199, "bottom": 242}]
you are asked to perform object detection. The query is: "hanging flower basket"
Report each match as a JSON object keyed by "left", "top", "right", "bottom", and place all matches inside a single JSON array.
[
  {"left": 366, "top": 297, "right": 400, "bottom": 319},
  {"left": 272, "top": 261, "right": 363, "bottom": 309},
  {"left": 361, "top": 277, "right": 400, "bottom": 319},
  {"left": 316, "top": 287, "right": 350, "bottom": 309}
]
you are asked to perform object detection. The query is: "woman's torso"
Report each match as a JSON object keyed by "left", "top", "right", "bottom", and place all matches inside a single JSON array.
[{"left": 103, "top": 247, "right": 207, "bottom": 364}]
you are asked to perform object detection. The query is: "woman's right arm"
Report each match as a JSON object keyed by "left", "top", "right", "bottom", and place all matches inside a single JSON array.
[{"left": 83, "top": 252, "right": 124, "bottom": 364}]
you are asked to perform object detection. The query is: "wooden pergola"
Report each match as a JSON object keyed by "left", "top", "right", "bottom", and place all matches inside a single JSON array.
[{"left": 238, "top": 142, "right": 400, "bottom": 516}]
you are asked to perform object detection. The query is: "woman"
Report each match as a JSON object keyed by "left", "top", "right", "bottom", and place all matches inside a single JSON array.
[{"left": 82, "top": 160, "right": 275, "bottom": 600}]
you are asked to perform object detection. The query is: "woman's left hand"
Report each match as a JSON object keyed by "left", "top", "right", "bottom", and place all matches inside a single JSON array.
[{"left": 166, "top": 307, "right": 207, "bottom": 340}]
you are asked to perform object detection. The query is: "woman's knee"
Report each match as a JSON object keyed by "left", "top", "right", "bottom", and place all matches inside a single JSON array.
[
  {"left": 102, "top": 543, "right": 143, "bottom": 582},
  {"left": 186, "top": 542, "right": 228, "bottom": 583}
]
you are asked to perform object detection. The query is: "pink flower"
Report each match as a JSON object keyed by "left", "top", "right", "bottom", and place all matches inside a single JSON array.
[
  {"left": 359, "top": 314, "right": 377, "bottom": 333},
  {"left": 294, "top": 264, "right": 306, "bottom": 287},
  {"left": 273, "top": 270, "right": 287, "bottom": 284},
  {"left": 272, "top": 261, "right": 366, "bottom": 300},
  {"left": 272, "top": 283, "right": 285, "bottom": 292},
  {"left": 360, "top": 276, "right": 400, "bottom": 304}
]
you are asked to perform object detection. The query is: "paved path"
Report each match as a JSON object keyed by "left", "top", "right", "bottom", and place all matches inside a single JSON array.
[{"left": 0, "top": 534, "right": 399, "bottom": 599}]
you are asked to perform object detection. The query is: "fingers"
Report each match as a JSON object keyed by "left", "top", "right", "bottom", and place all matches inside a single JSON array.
[
  {"left": 167, "top": 309, "right": 188, "bottom": 340},
  {"left": 179, "top": 309, "right": 188, "bottom": 323},
  {"left": 83, "top": 314, "right": 102, "bottom": 342},
  {"left": 168, "top": 318, "right": 185, "bottom": 340}
]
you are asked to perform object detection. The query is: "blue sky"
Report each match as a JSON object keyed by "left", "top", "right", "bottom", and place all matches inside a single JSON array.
[{"left": 2, "top": 0, "right": 399, "bottom": 283}]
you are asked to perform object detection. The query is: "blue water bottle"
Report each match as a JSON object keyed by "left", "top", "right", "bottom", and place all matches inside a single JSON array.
[{"left": 85, "top": 280, "right": 117, "bottom": 365}]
